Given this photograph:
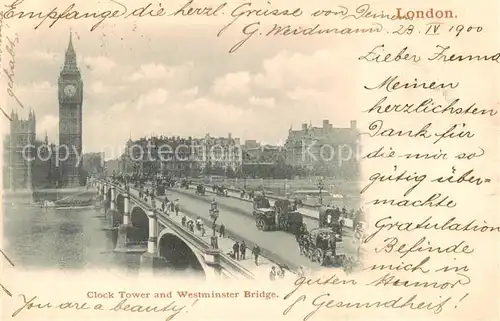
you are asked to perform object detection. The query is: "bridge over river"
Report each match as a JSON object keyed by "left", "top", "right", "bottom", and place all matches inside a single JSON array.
[{"left": 94, "top": 179, "right": 360, "bottom": 280}]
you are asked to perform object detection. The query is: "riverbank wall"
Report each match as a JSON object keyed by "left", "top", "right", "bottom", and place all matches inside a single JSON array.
[{"left": 3, "top": 188, "right": 97, "bottom": 203}]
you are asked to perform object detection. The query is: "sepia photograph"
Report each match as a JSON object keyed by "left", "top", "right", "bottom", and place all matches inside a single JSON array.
[{"left": 2, "top": 13, "right": 364, "bottom": 281}]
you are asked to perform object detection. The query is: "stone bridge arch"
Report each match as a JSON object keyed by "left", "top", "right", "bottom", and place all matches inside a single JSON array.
[
  {"left": 116, "top": 193, "right": 125, "bottom": 213},
  {"left": 157, "top": 228, "right": 207, "bottom": 277},
  {"left": 129, "top": 205, "right": 149, "bottom": 244},
  {"left": 106, "top": 186, "right": 111, "bottom": 201},
  {"left": 115, "top": 191, "right": 122, "bottom": 204}
]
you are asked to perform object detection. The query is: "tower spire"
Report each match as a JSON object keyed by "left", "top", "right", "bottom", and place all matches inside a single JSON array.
[
  {"left": 61, "top": 29, "right": 79, "bottom": 75},
  {"left": 67, "top": 28, "right": 75, "bottom": 55}
]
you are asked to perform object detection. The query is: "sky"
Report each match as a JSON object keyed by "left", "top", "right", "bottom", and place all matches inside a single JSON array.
[{"left": 1, "top": 0, "right": 361, "bottom": 157}]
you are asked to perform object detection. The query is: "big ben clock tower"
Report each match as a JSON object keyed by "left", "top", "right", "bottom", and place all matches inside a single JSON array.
[{"left": 58, "top": 31, "right": 83, "bottom": 187}]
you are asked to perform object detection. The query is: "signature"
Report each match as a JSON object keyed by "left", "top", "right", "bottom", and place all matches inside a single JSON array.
[
  {"left": 283, "top": 292, "right": 452, "bottom": 321},
  {"left": 312, "top": 4, "right": 398, "bottom": 21}
]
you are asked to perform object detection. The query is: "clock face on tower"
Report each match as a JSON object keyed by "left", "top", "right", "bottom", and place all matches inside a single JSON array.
[{"left": 64, "top": 84, "right": 77, "bottom": 98}]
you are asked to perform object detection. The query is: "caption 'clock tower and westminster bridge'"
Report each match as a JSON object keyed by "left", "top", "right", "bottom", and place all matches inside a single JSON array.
[{"left": 3, "top": 32, "right": 85, "bottom": 189}]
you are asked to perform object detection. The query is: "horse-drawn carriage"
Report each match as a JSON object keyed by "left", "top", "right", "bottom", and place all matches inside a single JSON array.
[
  {"left": 215, "top": 185, "right": 228, "bottom": 196},
  {"left": 273, "top": 199, "right": 304, "bottom": 235},
  {"left": 163, "top": 178, "right": 175, "bottom": 188},
  {"left": 180, "top": 179, "right": 190, "bottom": 189},
  {"left": 301, "top": 227, "right": 345, "bottom": 266},
  {"left": 196, "top": 184, "right": 206, "bottom": 196},
  {"left": 156, "top": 183, "right": 166, "bottom": 196},
  {"left": 253, "top": 192, "right": 270, "bottom": 209},
  {"left": 253, "top": 195, "right": 304, "bottom": 235},
  {"left": 318, "top": 206, "right": 343, "bottom": 238}
]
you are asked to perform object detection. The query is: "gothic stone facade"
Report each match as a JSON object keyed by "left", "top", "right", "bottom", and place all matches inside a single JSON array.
[{"left": 58, "top": 33, "right": 84, "bottom": 187}]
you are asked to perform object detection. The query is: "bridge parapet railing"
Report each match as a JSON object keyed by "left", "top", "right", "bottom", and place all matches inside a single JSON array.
[
  {"left": 191, "top": 180, "right": 360, "bottom": 209},
  {"left": 188, "top": 182, "right": 323, "bottom": 221},
  {"left": 188, "top": 182, "right": 357, "bottom": 228},
  {"left": 126, "top": 241, "right": 148, "bottom": 246},
  {"left": 190, "top": 182, "right": 355, "bottom": 214},
  {"left": 190, "top": 181, "right": 308, "bottom": 205},
  {"left": 111, "top": 182, "right": 255, "bottom": 279}
]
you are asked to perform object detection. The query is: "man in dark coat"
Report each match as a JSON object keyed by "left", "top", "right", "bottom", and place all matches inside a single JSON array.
[
  {"left": 232, "top": 241, "right": 240, "bottom": 260},
  {"left": 252, "top": 245, "right": 261, "bottom": 265},
  {"left": 219, "top": 223, "right": 226, "bottom": 238},
  {"left": 239, "top": 241, "right": 247, "bottom": 260}
]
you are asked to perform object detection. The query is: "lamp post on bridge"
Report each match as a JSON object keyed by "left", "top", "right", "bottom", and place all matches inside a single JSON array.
[
  {"left": 110, "top": 186, "right": 116, "bottom": 212},
  {"left": 318, "top": 178, "right": 324, "bottom": 206},
  {"left": 209, "top": 199, "right": 219, "bottom": 249},
  {"left": 151, "top": 192, "right": 156, "bottom": 209}
]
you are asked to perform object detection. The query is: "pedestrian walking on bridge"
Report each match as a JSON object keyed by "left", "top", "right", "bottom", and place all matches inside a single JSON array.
[
  {"left": 174, "top": 199, "right": 180, "bottom": 216},
  {"left": 269, "top": 266, "right": 276, "bottom": 281},
  {"left": 233, "top": 241, "right": 240, "bottom": 260},
  {"left": 278, "top": 265, "right": 286, "bottom": 279},
  {"left": 219, "top": 223, "right": 225, "bottom": 238},
  {"left": 297, "top": 266, "right": 305, "bottom": 278},
  {"left": 252, "top": 245, "right": 261, "bottom": 266},
  {"left": 240, "top": 241, "right": 247, "bottom": 260}
]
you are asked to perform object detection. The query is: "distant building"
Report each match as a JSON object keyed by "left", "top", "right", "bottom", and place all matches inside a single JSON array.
[
  {"left": 82, "top": 152, "right": 104, "bottom": 175},
  {"left": 242, "top": 142, "right": 285, "bottom": 165},
  {"left": 118, "top": 136, "right": 199, "bottom": 177},
  {"left": 105, "top": 158, "right": 120, "bottom": 176},
  {"left": 284, "top": 120, "right": 359, "bottom": 177},
  {"left": 243, "top": 140, "right": 259, "bottom": 149},
  {"left": 3, "top": 111, "right": 35, "bottom": 190},
  {"left": 117, "top": 133, "right": 243, "bottom": 177},
  {"left": 3, "top": 111, "right": 59, "bottom": 190},
  {"left": 119, "top": 139, "right": 136, "bottom": 173},
  {"left": 32, "top": 134, "right": 58, "bottom": 188},
  {"left": 196, "top": 133, "right": 242, "bottom": 172}
]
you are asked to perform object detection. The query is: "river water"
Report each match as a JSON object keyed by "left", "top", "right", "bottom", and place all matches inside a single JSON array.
[
  {"left": 3, "top": 196, "right": 201, "bottom": 278},
  {"left": 3, "top": 196, "right": 148, "bottom": 274}
]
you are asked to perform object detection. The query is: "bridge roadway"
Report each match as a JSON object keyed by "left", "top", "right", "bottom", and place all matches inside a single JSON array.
[
  {"left": 123, "top": 187, "right": 286, "bottom": 279},
  {"left": 148, "top": 185, "right": 359, "bottom": 270}
]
